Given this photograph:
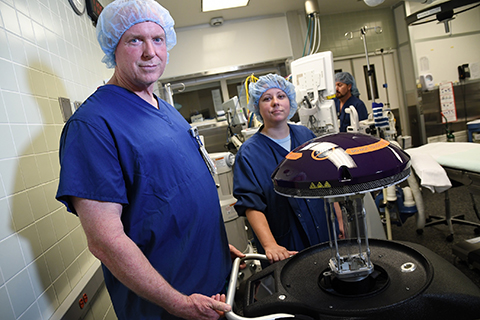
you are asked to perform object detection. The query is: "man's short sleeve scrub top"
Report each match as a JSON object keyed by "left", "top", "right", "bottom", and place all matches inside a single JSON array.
[{"left": 56, "top": 85, "right": 231, "bottom": 319}]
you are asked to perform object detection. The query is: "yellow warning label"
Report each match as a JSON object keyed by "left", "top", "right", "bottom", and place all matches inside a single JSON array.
[{"left": 309, "top": 181, "right": 332, "bottom": 189}]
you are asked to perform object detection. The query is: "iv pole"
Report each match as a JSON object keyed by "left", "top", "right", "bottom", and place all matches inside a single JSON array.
[
  {"left": 360, "top": 26, "right": 378, "bottom": 103},
  {"left": 345, "top": 25, "right": 395, "bottom": 240},
  {"left": 379, "top": 48, "right": 390, "bottom": 108},
  {"left": 345, "top": 25, "right": 383, "bottom": 103}
]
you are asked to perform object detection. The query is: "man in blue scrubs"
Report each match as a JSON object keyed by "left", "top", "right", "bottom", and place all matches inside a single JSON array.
[
  {"left": 334, "top": 72, "right": 369, "bottom": 132},
  {"left": 56, "top": 1, "right": 242, "bottom": 319}
]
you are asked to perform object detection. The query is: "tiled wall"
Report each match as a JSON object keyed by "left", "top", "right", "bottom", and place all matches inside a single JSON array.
[
  {"left": 318, "top": 8, "right": 397, "bottom": 58},
  {"left": 0, "top": 0, "right": 113, "bottom": 319}
]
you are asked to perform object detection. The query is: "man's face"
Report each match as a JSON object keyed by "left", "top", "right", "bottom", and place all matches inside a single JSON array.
[
  {"left": 114, "top": 22, "right": 167, "bottom": 91},
  {"left": 335, "top": 81, "right": 352, "bottom": 100}
]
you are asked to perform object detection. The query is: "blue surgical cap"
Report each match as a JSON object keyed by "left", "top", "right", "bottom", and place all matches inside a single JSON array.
[
  {"left": 335, "top": 72, "right": 360, "bottom": 97},
  {"left": 96, "top": 0, "right": 177, "bottom": 68},
  {"left": 247, "top": 74, "right": 297, "bottom": 123}
]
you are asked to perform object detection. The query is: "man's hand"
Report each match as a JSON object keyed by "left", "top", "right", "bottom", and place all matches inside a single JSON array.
[
  {"left": 169, "top": 293, "right": 231, "bottom": 320},
  {"left": 229, "top": 244, "right": 246, "bottom": 269},
  {"left": 211, "top": 293, "right": 229, "bottom": 318}
]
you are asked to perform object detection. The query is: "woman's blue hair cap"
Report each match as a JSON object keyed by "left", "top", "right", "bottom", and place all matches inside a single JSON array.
[{"left": 247, "top": 74, "right": 297, "bottom": 123}]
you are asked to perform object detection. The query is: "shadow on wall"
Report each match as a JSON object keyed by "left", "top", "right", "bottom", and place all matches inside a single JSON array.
[{"left": 6, "top": 59, "right": 93, "bottom": 319}]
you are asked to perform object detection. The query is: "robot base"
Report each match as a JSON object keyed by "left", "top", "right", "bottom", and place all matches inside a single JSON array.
[{"left": 242, "top": 239, "right": 480, "bottom": 320}]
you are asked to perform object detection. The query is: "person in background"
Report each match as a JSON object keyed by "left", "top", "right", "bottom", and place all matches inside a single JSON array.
[
  {"left": 334, "top": 72, "right": 368, "bottom": 132},
  {"left": 56, "top": 0, "right": 244, "bottom": 319},
  {"left": 233, "top": 74, "right": 342, "bottom": 265}
]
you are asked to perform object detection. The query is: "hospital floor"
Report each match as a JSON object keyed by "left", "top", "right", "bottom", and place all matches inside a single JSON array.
[{"left": 390, "top": 184, "right": 480, "bottom": 288}]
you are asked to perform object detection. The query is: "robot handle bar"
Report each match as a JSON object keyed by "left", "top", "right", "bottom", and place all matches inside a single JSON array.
[{"left": 225, "top": 253, "right": 295, "bottom": 320}]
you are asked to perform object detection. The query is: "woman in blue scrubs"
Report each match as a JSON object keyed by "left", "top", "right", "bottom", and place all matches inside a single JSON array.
[{"left": 233, "top": 74, "right": 338, "bottom": 264}]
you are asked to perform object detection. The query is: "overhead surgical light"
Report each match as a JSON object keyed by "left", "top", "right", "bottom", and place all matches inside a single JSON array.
[
  {"left": 202, "top": 0, "right": 249, "bottom": 12},
  {"left": 406, "top": 0, "right": 479, "bottom": 34},
  {"left": 364, "top": 0, "right": 385, "bottom": 7},
  {"left": 436, "top": 9, "right": 455, "bottom": 33}
]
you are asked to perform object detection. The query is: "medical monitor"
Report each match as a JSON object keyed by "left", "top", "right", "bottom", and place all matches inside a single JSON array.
[
  {"left": 222, "top": 96, "right": 246, "bottom": 126},
  {"left": 222, "top": 96, "right": 239, "bottom": 115},
  {"left": 291, "top": 51, "right": 335, "bottom": 100},
  {"left": 291, "top": 52, "right": 338, "bottom": 135}
]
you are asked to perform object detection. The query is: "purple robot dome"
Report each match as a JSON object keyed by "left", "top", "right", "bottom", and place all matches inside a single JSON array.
[{"left": 272, "top": 132, "right": 411, "bottom": 198}]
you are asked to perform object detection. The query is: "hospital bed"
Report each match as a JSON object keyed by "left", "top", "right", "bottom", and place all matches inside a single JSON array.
[{"left": 406, "top": 142, "right": 480, "bottom": 241}]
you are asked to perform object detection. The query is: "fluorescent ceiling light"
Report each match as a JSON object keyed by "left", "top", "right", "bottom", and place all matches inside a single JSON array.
[{"left": 202, "top": 0, "right": 249, "bottom": 12}]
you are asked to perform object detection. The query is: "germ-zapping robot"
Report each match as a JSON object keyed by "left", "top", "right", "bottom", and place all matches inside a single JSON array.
[{"left": 225, "top": 132, "right": 480, "bottom": 320}]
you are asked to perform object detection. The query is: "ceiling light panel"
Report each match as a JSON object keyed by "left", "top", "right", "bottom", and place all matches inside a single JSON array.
[{"left": 202, "top": 0, "right": 249, "bottom": 12}]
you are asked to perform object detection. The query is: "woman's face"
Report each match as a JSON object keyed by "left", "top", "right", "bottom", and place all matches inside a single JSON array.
[{"left": 258, "top": 88, "right": 291, "bottom": 126}]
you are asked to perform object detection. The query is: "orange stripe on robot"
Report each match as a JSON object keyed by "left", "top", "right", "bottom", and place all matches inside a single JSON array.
[
  {"left": 285, "top": 152, "right": 303, "bottom": 160},
  {"left": 345, "top": 139, "right": 390, "bottom": 155}
]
